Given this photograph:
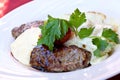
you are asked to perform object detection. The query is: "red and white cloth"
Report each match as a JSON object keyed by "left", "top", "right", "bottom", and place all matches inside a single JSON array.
[{"left": 0, "top": 0, "right": 32, "bottom": 18}]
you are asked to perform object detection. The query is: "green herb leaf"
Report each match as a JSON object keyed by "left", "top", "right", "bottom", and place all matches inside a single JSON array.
[
  {"left": 102, "top": 28, "right": 119, "bottom": 44},
  {"left": 78, "top": 27, "right": 94, "bottom": 39},
  {"left": 69, "top": 8, "right": 86, "bottom": 29},
  {"left": 37, "top": 16, "right": 69, "bottom": 50},
  {"left": 92, "top": 38, "right": 109, "bottom": 57},
  {"left": 37, "top": 8, "right": 87, "bottom": 50},
  {"left": 93, "top": 49, "right": 101, "bottom": 57},
  {"left": 60, "top": 20, "right": 69, "bottom": 38},
  {"left": 92, "top": 38, "right": 108, "bottom": 51}
]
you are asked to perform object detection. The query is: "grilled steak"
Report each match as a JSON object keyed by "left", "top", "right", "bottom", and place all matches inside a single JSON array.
[
  {"left": 30, "top": 45, "right": 91, "bottom": 72},
  {"left": 11, "top": 21, "right": 44, "bottom": 39}
]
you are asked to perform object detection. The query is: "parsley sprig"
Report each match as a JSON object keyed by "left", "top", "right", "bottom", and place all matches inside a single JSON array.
[
  {"left": 69, "top": 8, "right": 86, "bottom": 35},
  {"left": 37, "top": 8, "right": 119, "bottom": 55},
  {"left": 102, "top": 28, "right": 119, "bottom": 44},
  {"left": 78, "top": 27, "right": 94, "bottom": 39},
  {"left": 37, "top": 15, "right": 69, "bottom": 50},
  {"left": 92, "top": 37, "right": 109, "bottom": 57},
  {"left": 37, "top": 8, "right": 87, "bottom": 50},
  {"left": 92, "top": 28, "right": 119, "bottom": 57}
]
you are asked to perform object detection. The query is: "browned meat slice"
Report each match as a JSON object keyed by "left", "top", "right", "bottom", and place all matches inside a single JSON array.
[
  {"left": 11, "top": 21, "right": 44, "bottom": 39},
  {"left": 30, "top": 45, "right": 91, "bottom": 72}
]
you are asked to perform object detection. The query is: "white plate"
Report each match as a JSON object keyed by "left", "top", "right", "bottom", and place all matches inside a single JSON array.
[{"left": 0, "top": 0, "right": 120, "bottom": 80}]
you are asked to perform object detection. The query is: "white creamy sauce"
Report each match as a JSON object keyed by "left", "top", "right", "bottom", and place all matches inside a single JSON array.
[
  {"left": 11, "top": 27, "right": 41, "bottom": 65},
  {"left": 64, "top": 36, "right": 97, "bottom": 53}
]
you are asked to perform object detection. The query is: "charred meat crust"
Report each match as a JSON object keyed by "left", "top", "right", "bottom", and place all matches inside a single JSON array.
[{"left": 30, "top": 45, "right": 91, "bottom": 72}]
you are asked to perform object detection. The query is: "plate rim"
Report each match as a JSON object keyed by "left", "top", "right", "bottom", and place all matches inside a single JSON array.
[{"left": 0, "top": 0, "right": 120, "bottom": 80}]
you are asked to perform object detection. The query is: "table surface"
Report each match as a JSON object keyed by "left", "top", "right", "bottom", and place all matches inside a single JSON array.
[{"left": 0, "top": 0, "right": 120, "bottom": 80}]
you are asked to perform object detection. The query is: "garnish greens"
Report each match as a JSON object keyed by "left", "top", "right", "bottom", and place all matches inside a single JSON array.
[
  {"left": 92, "top": 28, "right": 119, "bottom": 57},
  {"left": 92, "top": 37, "right": 108, "bottom": 57},
  {"left": 37, "top": 8, "right": 119, "bottom": 57},
  {"left": 37, "top": 8, "right": 87, "bottom": 50},
  {"left": 69, "top": 8, "right": 86, "bottom": 35},
  {"left": 37, "top": 15, "right": 69, "bottom": 50},
  {"left": 102, "top": 28, "right": 119, "bottom": 44},
  {"left": 78, "top": 27, "right": 94, "bottom": 39}
]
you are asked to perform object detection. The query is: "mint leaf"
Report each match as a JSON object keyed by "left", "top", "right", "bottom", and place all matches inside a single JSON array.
[
  {"left": 37, "top": 16, "right": 69, "bottom": 50},
  {"left": 102, "top": 28, "right": 119, "bottom": 44},
  {"left": 69, "top": 8, "right": 86, "bottom": 29},
  {"left": 78, "top": 27, "right": 94, "bottom": 39}
]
